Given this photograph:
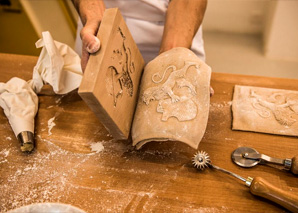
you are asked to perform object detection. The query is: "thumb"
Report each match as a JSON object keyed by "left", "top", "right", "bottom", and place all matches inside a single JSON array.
[
  {"left": 81, "top": 24, "right": 101, "bottom": 54},
  {"left": 79, "top": 21, "right": 101, "bottom": 71},
  {"left": 82, "top": 32, "right": 101, "bottom": 54}
]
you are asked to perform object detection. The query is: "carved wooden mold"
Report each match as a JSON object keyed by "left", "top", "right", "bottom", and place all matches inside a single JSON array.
[{"left": 79, "top": 8, "right": 145, "bottom": 140}]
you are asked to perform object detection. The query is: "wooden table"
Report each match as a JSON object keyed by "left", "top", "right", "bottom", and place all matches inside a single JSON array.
[{"left": 0, "top": 53, "right": 297, "bottom": 212}]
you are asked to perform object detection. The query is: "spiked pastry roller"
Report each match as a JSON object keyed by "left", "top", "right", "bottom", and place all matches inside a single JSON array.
[{"left": 192, "top": 151, "right": 298, "bottom": 212}]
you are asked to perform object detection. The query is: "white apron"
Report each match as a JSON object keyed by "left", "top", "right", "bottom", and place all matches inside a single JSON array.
[{"left": 75, "top": 0, "right": 205, "bottom": 63}]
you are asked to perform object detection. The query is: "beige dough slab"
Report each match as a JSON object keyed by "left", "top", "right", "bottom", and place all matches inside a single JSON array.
[
  {"left": 132, "top": 47, "right": 212, "bottom": 149},
  {"left": 232, "top": 85, "right": 298, "bottom": 136},
  {"left": 79, "top": 8, "right": 145, "bottom": 140}
]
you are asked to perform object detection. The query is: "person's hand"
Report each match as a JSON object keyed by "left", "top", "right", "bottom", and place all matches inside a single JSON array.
[
  {"left": 80, "top": 22, "right": 101, "bottom": 71},
  {"left": 72, "top": 0, "right": 105, "bottom": 71}
]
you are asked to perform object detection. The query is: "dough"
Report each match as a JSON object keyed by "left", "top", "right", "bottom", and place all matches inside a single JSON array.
[
  {"left": 132, "top": 47, "right": 211, "bottom": 149},
  {"left": 232, "top": 85, "right": 298, "bottom": 136}
]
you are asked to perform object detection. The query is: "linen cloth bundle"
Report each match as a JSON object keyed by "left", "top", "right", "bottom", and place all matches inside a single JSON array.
[{"left": 0, "top": 31, "right": 82, "bottom": 149}]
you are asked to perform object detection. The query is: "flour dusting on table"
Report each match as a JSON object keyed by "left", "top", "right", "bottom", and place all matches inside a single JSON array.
[
  {"left": 47, "top": 116, "right": 56, "bottom": 136},
  {"left": 90, "top": 142, "right": 104, "bottom": 154}
]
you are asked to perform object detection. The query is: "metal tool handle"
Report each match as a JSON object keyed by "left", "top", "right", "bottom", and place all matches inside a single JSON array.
[
  {"left": 291, "top": 157, "right": 298, "bottom": 175},
  {"left": 249, "top": 177, "right": 298, "bottom": 212},
  {"left": 244, "top": 153, "right": 284, "bottom": 165},
  {"left": 244, "top": 153, "right": 298, "bottom": 175}
]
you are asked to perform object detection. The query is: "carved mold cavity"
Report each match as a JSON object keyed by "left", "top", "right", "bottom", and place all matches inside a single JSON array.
[{"left": 105, "top": 27, "right": 135, "bottom": 107}]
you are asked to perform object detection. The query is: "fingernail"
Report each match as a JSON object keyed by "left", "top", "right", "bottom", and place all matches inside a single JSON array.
[{"left": 86, "top": 37, "right": 100, "bottom": 53}]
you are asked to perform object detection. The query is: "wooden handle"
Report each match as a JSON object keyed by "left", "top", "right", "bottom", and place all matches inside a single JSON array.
[
  {"left": 250, "top": 177, "right": 298, "bottom": 212},
  {"left": 291, "top": 156, "right": 298, "bottom": 175}
]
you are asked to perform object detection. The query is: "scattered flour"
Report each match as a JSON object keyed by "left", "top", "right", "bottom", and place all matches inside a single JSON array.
[
  {"left": 0, "top": 149, "right": 10, "bottom": 157},
  {"left": 137, "top": 191, "right": 155, "bottom": 198},
  {"left": 183, "top": 206, "right": 228, "bottom": 213},
  {"left": 47, "top": 117, "right": 56, "bottom": 136},
  {"left": 90, "top": 142, "right": 104, "bottom": 154},
  {"left": 55, "top": 96, "right": 64, "bottom": 104},
  {"left": 4, "top": 150, "right": 9, "bottom": 157},
  {"left": 0, "top": 149, "right": 9, "bottom": 164},
  {"left": 224, "top": 138, "right": 233, "bottom": 141},
  {"left": 0, "top": 149, "right": 9, "bottom": 158},
  {"left": 209, "top": 101, "right": 233, "bottom": 114},
  {"left": 6, "top": 136, "right": 12, "bottom": 141},
  {"left": 1, "top": 131, "right": 207, "bottom": 212},
  {"left": 0, "top": 135, "right": 102, "bottom": 212},
  {"left": 210, "top": 101, "right": 232, "bottom": 109}
]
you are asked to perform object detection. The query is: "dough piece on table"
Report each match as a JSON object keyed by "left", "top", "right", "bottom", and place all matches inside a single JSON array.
[
  {"left": 232, "top": 85, "right": 298, "bottom": 136},
  {"left": 132, "top": 47, "right": 212, "bottom": 149}
]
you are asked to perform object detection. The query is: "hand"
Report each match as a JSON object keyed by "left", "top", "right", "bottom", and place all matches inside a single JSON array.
[
  {"left": 72, "top": 0, "right": 105, "bottom": 71},
  {"left": 80, "top": 22, "right": 101, "bottom": 71}
]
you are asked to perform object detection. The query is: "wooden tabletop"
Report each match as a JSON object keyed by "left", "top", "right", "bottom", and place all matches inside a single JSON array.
[{"left": 0, "top": 53, "right": 297, "bottom": 212}]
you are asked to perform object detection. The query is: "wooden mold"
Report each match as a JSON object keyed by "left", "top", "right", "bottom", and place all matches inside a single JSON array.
[{"left": 78, "top": 8, "right": 145, "bottom": 140}]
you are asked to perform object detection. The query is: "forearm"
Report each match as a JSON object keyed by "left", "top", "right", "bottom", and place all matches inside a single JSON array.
[
  {"left": 72, "top": 0, "right": 105, "bottom": 26},
  {"left": 159, "top": 0, "right": 207, "bottom": 53}
]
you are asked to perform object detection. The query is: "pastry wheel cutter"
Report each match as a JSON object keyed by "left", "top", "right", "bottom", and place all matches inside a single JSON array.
[
  {"left": 192, "top": 151, "right": 298, "bottom": 212},
  {"left": 231, "top": 147, "right": 298, "bottom": 175}
]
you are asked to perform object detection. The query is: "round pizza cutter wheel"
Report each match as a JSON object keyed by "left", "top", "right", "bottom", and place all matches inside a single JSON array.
[
  {"left": 192, "top": 151, "right": 298, "bottom": 212},
  {"left": 231, "top": 147, "right": 298, "bottom": 175}
]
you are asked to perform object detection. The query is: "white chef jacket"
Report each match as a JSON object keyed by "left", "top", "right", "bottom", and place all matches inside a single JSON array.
[{"left": 75, "top": 0, "right": 205, "bottom": 63}]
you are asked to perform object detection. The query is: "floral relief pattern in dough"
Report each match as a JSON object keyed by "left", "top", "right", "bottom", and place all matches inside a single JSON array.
[
  {"left": 142, "top": 61, "right": 199, "bottom": 121},
  {"left": 232, "top": 85, "right": 298, "bottom": 136}
]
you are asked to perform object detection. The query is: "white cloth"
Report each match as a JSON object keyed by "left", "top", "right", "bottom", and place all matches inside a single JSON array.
[
  {"left": 0, "top": 78, "right": 38, "bottom": 136},
  {"left": 75, "top": 0, "right": 205, "bottom": 63},
  {"left": 0, "top": 31, "right": 83, "bottom": 138},
  {"left": 33, "top": 31, "right": 83, "bottom": 94}
]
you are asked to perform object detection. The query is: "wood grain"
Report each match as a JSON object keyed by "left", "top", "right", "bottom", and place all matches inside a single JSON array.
[
  {"left": 250, "top": 177, "right": 298, "bottom": 212},
  {"left": 0, "top": 53, "right": 297, "bottom": 212},
  {"left": 78, "top": 8, "right": 145, "bottom": 140},
  {"left": 291, "top": 157, "right": 298, "bottom": 175}
]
